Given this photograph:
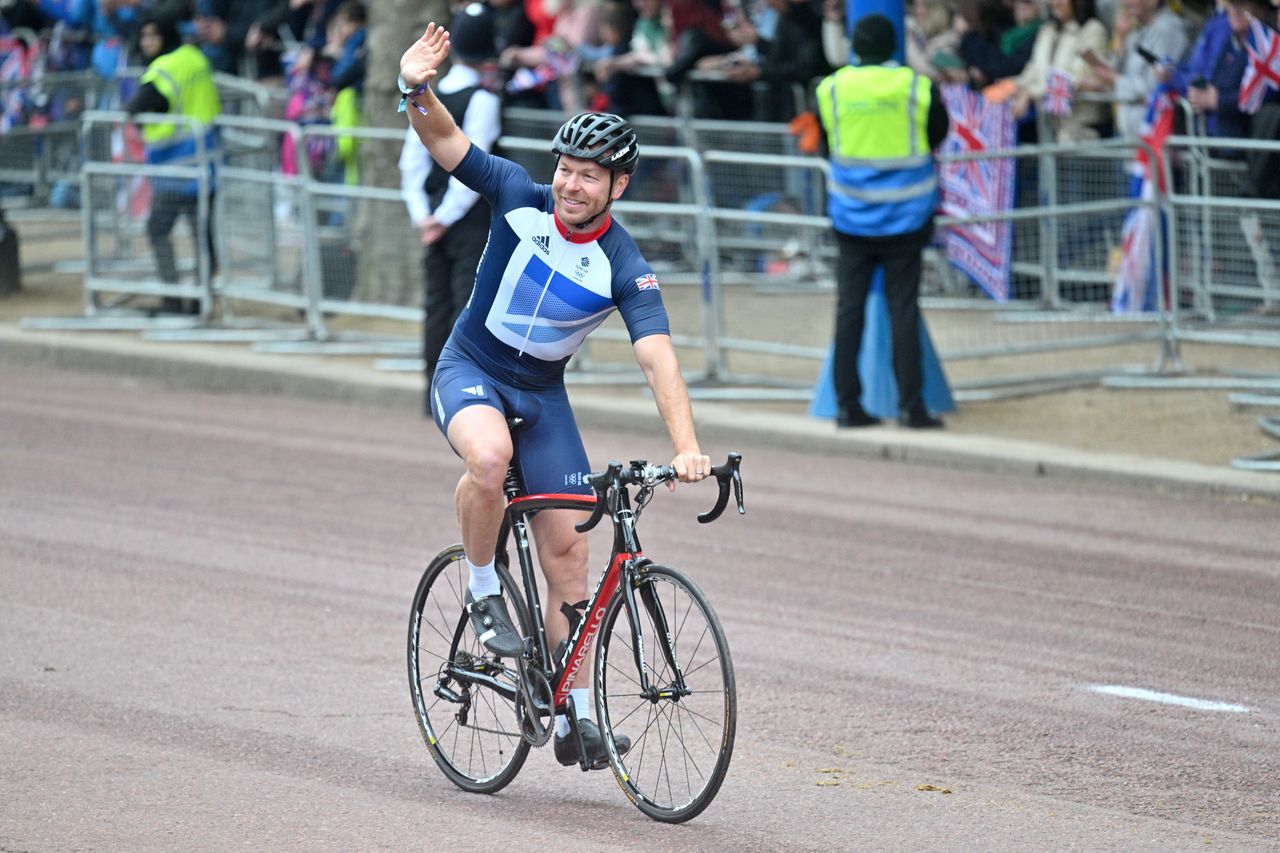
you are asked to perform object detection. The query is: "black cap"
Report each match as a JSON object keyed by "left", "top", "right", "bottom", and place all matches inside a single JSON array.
[
  {"left": 852, "top": 14, "right": 896, "bottom": 66},
  {"left": 450, "top": 2, "right": 496, "bottom": 63}
]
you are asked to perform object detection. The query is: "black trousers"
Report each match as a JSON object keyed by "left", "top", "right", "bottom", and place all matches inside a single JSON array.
[
  {"left": 148, "top": 190, "right": 216, "bottom": 284},
  {"left": 423, "top": 203, "right": 489, "bottom": 392},
  {"left": 833, "top": 223, "right": 932, "bottom": 418}
]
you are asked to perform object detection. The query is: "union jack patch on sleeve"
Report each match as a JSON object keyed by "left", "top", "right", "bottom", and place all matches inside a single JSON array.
[{"left": 635, "top": 273, "right": 660, "bottom": 291}]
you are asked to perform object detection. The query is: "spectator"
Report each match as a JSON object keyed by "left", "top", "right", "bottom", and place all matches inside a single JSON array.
[
  {"left": 1175, "top": 0, "right": 1274, "bottom": 143},
  {"left": 321, "top": 0, "right": 363, "bottom": 92},
  {"left": 1012, "top": 0, "right": 1110, "bottom": 141},
  {"left": 245, "top": 0, "right": 343, "bottom": 83},
  {"left": 955, "top": 0, "right": 1041, "bottom": 86},
  {"left": 697, "top": 0, "right": 830, "bottom": 122},
  {"left": 2, "top": 0, "right": 52, "bottom": 31},
  {"left": 592, "top": 0, "right": 666, "bottom": 115},
  {"left": 490, "top": 0, "right": 534, "bottom": 54},
  {"left": 486, "top": 0, "right": 537, "bottom": 106},
  {"left": 1168, "top": 0, "right": 1230, "bottom": 106},
  {"left": 499, "top": 0, "right": 605, "bottom": 112},
  {"left": 194, "top": 0, "right": 277, "bottom": 78},
  {"left": 822, "top": 0, "right": 958, "bottom": 81},
  {"left": 124, "top": 14, "right": 221, "bottom": 314},
  {"left": 816, "top": 13, "right": 949, "bottom": 429},
  {"left": 1085, "top": 0, "right": 1189, "bottom": 139},
  {"left": 398, "top": 0, "right": 501, "bottom": 406},
  {"left": 662, "top": 0, "right": 755, "bottom": 117},
  {"left": 323, "top": 0, "right": 364, "bottom": 190},
  {"left": 664, "top": 0, "right": 734, "bottom": 83}
]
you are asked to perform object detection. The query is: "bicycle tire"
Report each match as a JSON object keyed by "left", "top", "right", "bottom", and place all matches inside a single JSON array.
[
  {"left": 408, "top": 544, "right": 531, "bottom": 794},
  {"left": 594, "top": 563, "right": 736, "bottom": 823}
]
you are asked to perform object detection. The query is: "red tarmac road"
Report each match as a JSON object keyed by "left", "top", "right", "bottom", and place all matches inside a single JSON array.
[{"left": 2, "top": 363, "right": 1278, "bottom": 851}]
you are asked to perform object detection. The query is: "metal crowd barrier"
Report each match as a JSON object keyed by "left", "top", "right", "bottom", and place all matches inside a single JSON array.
[
  {"left": 0, "top": 71, "right": 104, "bottom": 206},
  {"left": 20, "top": 109, "right": 215, "bottom": 331},
  {"left": 22, "top": 101, "right": 1280, "bottom": 407}
]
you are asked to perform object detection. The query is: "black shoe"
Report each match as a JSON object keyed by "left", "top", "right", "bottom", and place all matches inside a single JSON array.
[
  {"left": 837, "top": 407, "right": 881, "bottom": 428},
  {"left": 554, "top": 718, "right": 631, "bottom": 770},
  {"left": 898, "top": 409, "right": 944, "bottom": 429},
  {"left": 464, "top": 591, "right": 523, "bottom": 657}
]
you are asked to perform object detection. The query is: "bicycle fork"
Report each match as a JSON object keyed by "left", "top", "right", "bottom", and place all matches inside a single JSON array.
[{"left": 622, "top": 561, "right": 691, "bottom": 703}]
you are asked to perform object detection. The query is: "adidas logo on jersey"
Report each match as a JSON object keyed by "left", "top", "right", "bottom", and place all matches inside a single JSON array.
[
  {"left": 533, "top": 235, "right": 550, "bottom": 254},
  {"left": 463, "top": 384, "right": 484, "bottom": 396}
]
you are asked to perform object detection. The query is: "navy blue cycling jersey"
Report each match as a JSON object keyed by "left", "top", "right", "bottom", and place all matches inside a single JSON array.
[{"left": 441, "top": 144, "right": 670, "bottom": 390}]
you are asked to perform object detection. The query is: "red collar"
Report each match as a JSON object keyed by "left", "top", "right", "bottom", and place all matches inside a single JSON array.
[{"left": 553, "top": 211, "right": 612, "bottom": 244}]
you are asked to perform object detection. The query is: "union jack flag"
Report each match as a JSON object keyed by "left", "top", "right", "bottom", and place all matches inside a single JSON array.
[
  {"left": 1043, "top": 68, "right": 1074, "bottom": 117},
  {"left": 1239, "top": 15, "right": 1280, "bottom": 115},
  {"left": 635, "top": 273, "right": 660, "bottom": 291},
  {"left": 1113, "top": 85, "right": 1174, "bottom": 314},
  {"left": 507, "top": 47, "right": 581, "bottom": 94},
  {"left": 0, "top": 37, "right": 32, "bottom": 82},
  {"left": 938, "top": 84, "right": 1016, "bottom": 302},
  {"left": 0, "top": 37, "right": 32, "bottom": 134}
]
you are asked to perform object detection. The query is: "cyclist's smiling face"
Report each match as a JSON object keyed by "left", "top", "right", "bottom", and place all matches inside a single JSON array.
[{"left": 552, "top": 155, "right": 629, "bottom": 229}]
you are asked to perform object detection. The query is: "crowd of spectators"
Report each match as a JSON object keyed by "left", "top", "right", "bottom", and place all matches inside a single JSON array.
[
  {"left": 4, "top": 0, "right": 1280, "bottom": 186},
  {"left": 5, "top": 0, "right": 1279, "bottom": 141}
]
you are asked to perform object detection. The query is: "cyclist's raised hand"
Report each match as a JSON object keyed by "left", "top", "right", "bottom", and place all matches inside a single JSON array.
[
  {"left": 671, "top": 450, "right": 712, "bottom": 487},
  {"left": 400, "top": 22, "right": 450, "bottom": 90}
]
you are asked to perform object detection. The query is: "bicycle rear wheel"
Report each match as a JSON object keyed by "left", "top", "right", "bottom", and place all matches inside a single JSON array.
[
  {"left": 408, "top": 544, "right": 530, "bottom": 793},
  {"left": 594, "top": 563, "right": 736, "bottom": 823}
]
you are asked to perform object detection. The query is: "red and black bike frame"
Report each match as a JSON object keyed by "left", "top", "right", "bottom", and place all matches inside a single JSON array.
[{"left": 495, "top": 485, "right": 687, "bottom": 713}]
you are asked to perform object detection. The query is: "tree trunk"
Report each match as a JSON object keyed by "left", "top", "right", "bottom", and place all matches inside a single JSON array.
[{"left": 354, "top": 0, "right": 450, "bottom": 314}]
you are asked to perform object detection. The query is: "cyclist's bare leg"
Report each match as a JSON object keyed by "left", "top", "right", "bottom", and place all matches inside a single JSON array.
[
  {"left": 446, "top": 404, "right": 513, "bottom": 566},
  {"left": 530, "top": 508, "right": 590, "bottom": 677}
]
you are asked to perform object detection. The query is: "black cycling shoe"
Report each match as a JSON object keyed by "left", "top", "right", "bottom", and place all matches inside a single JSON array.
[
  {"left": 464, "top": 591, "right": 523, "bottom": 657},
  {"left": 554, "top": 718, "right": 631, "bottom": 770}
]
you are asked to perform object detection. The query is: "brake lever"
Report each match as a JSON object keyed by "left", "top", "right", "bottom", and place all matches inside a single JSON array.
[
  {"left": 575, "top": 460, "right": 621, "bottom": 533},
  {"left": 697, "top": 452, "right": 744, "bottom": 524}
]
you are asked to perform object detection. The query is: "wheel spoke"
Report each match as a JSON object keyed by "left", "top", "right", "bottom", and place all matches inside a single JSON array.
[
  {"left": 410, "top": 550, "right": 530, "bottom": 791},
  {"left": 597, "top": 567, "right": 734, "bottom": 820}
]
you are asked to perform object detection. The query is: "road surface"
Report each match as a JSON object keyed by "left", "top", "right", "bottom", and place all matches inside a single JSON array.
[{"left": 2, "top": 363, "right": 1277, "bottom": 851}]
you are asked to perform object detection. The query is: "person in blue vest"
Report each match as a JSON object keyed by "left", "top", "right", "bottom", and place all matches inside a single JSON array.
[
  {"left": 816, "top": 12, "right": 949, "bottom": 429},
  {"left": 125, "top": 15, "right": 222, "bottom": 315},
  {"left": 398, "top": 1, "right": 501, "bottom": 412}
]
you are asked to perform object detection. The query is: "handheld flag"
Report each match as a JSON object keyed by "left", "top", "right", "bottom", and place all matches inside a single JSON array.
[
  {"left": 1112, "top": 85, "right": 1174, "bottom": 313},
  {"left": 1239, "top": 15, "right": 1280, "bottom": 116},
  {"left": 1043, "top": 68, "right": 1074, "bottom": 117}
]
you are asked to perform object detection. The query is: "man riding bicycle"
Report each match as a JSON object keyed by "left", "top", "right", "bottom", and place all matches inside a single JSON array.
[{"left": 399, "top": 23, "right": 712, "bottom": 769}]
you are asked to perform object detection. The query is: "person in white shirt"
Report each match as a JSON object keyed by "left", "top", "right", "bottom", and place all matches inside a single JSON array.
[{"left": 398, "top": 2, "right": 503, "bottom": 411}]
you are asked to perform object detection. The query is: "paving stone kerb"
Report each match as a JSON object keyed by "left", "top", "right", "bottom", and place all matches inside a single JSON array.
[{"left": 4, "top": 326, "right": 1278, "bottom": 501}]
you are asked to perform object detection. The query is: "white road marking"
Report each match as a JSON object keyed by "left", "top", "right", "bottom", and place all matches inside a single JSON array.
[{"left": 1087, "top": 684, "right": 1250, "bottom": 713}]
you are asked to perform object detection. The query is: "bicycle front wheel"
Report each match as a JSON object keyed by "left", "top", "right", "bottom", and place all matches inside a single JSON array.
[
  {"left": 408, "top": 545, "right": 530, "bottom": 794},
  {"left": 595, "top": 563, "right": 736, "bottom": 823}
]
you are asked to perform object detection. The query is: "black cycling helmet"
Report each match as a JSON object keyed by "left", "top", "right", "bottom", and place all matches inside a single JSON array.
[{"left": 551, "top": 112, "right": 639, "bottom": 175}]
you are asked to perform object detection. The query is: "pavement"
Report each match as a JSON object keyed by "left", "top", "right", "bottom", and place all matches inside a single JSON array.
[{"left": 4, "top": 280, "right": 1280, "bottom": 503}]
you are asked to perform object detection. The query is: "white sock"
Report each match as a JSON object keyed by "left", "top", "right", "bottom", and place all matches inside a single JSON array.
[
  {"left": 570, "top": 688, "right": 590, "bottom": 720},
  {"left": 555, "top": 688, "right": 592, "bottom": 737},
  {"left": 467, "top": 557, "right": 499, "bottom": 599}
]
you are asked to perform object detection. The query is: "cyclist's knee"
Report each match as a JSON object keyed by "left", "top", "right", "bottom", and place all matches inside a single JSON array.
[{"left": 462, "top": 445, "right": 510, "bottom": 492}]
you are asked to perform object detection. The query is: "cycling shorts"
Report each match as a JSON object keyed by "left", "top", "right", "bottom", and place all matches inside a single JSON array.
[{"left": 430, "top": 352, "right": 593, "bottom": 496}]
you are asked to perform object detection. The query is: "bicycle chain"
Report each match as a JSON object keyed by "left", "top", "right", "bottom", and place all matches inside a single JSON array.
[
  {"left": 457, "top": 720, "right": 526, "bottom": 739},
  {"left": 516, "top": 655, "right": 554, "bottom": 747}
]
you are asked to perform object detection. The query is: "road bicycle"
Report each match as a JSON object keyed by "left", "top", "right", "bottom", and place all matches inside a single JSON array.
[{"left": 408, "top": 430, "right": 744, "bottom": 823}]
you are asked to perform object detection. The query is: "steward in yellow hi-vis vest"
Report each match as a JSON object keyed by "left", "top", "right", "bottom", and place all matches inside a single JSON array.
[
  {"left": 125, "top": 17, "right": 222, "bottom": 303},
  {"left": 129, "top": 17, "right": 222, "bottom": 198},
  {"left": 817, "top": 41, "right": 941, "bottom": 236},
  {"left": 816, "top": 13, "right": 950, "bottom": 430}
]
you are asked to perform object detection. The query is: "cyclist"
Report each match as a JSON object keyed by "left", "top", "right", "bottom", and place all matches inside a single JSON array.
[{"left": 399, "top": 23, "right": 712, "bottom": 769}]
